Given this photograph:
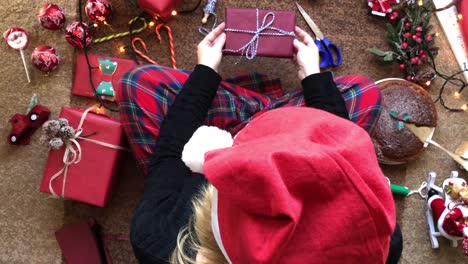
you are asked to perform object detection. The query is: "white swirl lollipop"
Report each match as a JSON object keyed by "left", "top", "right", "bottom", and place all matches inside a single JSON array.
[{"left": 3, "top": 27, "right": 31, "bottom": 83}]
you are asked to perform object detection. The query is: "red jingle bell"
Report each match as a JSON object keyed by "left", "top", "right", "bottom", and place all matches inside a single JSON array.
[
  {"left": 85, "top": 0, "right": 112, "bottom": 23},
  {"left": 37, "top": 3, "right": 66, "bottom": 30},
  {"left": 31, "top": 46, "right": 60, "bottom": 73},
  {"left": 65, "top": 22, "right": 93, "bottom": 49}
]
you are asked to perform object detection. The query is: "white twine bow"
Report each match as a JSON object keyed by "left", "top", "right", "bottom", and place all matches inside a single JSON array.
[
  {"left": 48, "top": 105, "right": 126, "bottom": 198},
  {"left": 223, "top": 9, "right": 295, "bottom": 60}
]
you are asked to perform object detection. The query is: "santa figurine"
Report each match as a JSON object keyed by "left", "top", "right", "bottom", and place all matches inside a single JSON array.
[
  {"left": 425, "top": 171, "right": 468, "bottom": 256},
  {"left": 368, "top": 0, "right": 400, "bottom": 17}
]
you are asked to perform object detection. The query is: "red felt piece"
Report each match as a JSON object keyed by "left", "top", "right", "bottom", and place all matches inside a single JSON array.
[{"left": 7, "top": 104, "right": 50, "bottom": 145}]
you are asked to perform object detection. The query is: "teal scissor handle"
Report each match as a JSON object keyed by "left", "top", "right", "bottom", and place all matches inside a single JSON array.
[{"left": 315, "top": 36, "right": 342, "bottom": 69}]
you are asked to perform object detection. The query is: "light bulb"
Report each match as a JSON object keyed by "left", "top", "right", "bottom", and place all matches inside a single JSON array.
[
  {"left": 454, "top": 91, "right": 461, "bottom": 98},
  {"left": 458, "top": 14, "right": 463, "bottom": 21},
  {"left": 418, "top": 0, "right": 423, "bottom": 6},
  {"left": 95, "top": 106, "right": 105, "bottom": 114},
  {"left": 462, "top": 104, "right": 468, "bottom": 111},
  {"left": 118, "top": 46, "right": 126, "bottom": 53},
  {"left": 425, "top": 81, "right": 431, "bottom": 86},
  {"left": 149, "top": 21, "right": 155, "bottom": 27},
  {"left": 171, "top": 10, "right": 178, "bottom": 16}
]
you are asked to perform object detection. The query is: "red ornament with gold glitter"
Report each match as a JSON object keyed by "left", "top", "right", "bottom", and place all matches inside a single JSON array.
[
  {"left": 85, "top": 0, "right": 112, "bottom": 23},
  {"left": 31, "top": 46, "right": 60, "bottom": 73},
  {"left": 65, "top": 22, "right": 93, "bottom": 49},
  {"left": 37, "top": 3, "right": 66, "bottom": 30}
]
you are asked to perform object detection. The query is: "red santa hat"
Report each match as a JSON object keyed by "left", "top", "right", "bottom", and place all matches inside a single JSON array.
[{"left": 185, "top": 107, "right": 396, "bottom": 263}]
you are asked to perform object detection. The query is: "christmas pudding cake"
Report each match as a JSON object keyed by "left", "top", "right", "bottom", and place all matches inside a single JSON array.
[{"left": 372, "top": 78, "right": 438, "bottom": 164}]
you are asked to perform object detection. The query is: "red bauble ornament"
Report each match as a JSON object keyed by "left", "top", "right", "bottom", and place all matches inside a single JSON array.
[
  {"left": 426, "top": 35, "right": 433, "bottom": 41},
  {"left": 85, "top": 0, "right": 112, "bottom": 23},
  {"left": 404, "top": 32, "right": 411, "bottom": 38},
  {"left": 31, "top": 46, "right": 59, "bottom": 73},
  {"left": 65, "top": 22, "right": 93, "bottom": 49},
  {"left": 401, "top": 42, "right": 408, "bottom": 49},
  {"left": 399, "top": 64, "right": 405, "bottom": 70},
  {"left": 37, "top": 3, "right": 66, "bottom": 30}
]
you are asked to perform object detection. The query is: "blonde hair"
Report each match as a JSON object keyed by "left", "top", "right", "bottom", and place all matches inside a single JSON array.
[{"left": 171, "top": 184, "right": 228, "bottom": 264}]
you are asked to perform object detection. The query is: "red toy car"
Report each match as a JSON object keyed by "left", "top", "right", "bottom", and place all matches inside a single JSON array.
[{"left": 7, "top": 104, "right": 50, "bottom": 145}]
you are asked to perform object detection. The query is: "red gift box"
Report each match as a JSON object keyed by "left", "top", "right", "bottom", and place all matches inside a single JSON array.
[
  {"left": 137, "top": 0, "right": 183, "bottom": 21},
  {"left": 223, "top": 8, "right": 296, "bottom": 58},
  {"left": 72, "top": 53, "right": 137, "bottom": 101},
  {"left": 40, "top": 107, "right": 124, "bottom": 207}
]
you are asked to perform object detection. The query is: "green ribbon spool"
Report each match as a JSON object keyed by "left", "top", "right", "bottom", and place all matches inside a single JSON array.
[{"left": 390, "top": 183, "right": 410, "bottom": 196}]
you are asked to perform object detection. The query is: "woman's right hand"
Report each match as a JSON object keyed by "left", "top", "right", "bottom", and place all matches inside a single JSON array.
[
  {"left": 293, "top": 26, "right": 320, "bottom": 80},
  {"left": 197, "top": 22, "right": 226, "bottom": 73}
]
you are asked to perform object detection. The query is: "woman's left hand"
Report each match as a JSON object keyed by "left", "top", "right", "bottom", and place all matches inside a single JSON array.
[{"left": 197, "top": 22, "right": 226, "bottom": 72}]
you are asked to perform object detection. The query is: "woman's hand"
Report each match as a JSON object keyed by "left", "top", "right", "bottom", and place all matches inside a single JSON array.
[
  {"left": 197, "top": 22, "right": 226, "bottom": 73},
  {"left": 293, "top": 26, "right": 320, "bottom": 80}
]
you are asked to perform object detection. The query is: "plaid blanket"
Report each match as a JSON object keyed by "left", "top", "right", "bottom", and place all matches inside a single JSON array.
[{"left": 117, "top": 65, "right": 382, "bottom": 174}]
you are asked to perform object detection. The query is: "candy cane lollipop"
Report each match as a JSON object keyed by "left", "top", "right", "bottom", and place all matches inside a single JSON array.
[{"left": 3, "top": 27, "right": 31, "bottom": 83}]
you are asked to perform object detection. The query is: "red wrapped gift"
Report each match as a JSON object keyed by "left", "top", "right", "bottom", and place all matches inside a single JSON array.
[
  {"left": 55, "top": 218, "right": 112, "bottom": 264},
  {"left": 40, "top": 106, "right": 125, "bottom": 207},
  {"left": 72, "top": 53, "right": 137, "bottom": 101},
  {"left": 223, "top": 8, "right": 296, "bottom": 59},
  {"left": 137, "top": 0, "right": 183, "bottom": 21}
]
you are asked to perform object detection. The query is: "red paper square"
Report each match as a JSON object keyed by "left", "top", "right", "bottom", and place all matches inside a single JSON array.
[
  {"left": 223, "top": 8, "right": 296, "bottom": 58},
  {"left": 40, "top": 107, "right": 124, "bottom": 207}
]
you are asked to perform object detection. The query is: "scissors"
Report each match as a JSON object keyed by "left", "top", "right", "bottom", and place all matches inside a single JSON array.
[{"left": 295, "top": 2, "right": 342, "bottom": 68}]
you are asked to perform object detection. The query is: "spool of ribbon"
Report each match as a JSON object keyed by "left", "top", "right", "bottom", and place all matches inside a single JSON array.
[
  {"left": 154, "top": 23, "right": 177, "bottom": 69},
  {"left": 223, "top": 9, "right": 295, "bottom": 60},
  {"left": 389, "top": 111, "right": 411, "bottom": 130},
  {"left": 48, "top": 105, "right": 126, "bottom": 198},
  {"left": 199, "top": 0, "right": 218, "bottom": 35}
]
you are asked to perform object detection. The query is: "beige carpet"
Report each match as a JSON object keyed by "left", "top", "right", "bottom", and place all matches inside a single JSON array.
[{"left": 0, "top": 0, "right": 467, "bottom": 263}]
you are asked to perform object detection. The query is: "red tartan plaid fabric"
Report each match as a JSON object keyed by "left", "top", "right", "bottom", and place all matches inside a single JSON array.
[{"left": 116, "top": 65, "right": 382, "bottom": 174}]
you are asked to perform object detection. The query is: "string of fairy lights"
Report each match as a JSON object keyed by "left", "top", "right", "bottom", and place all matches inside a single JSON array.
[{"left": 418, "top": 0, "right": 468, "bottom": 112}]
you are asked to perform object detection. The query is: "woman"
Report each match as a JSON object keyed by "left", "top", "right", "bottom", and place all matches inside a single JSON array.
[{"left": 117, "top": 23, "right": 402, "bottom": 263}]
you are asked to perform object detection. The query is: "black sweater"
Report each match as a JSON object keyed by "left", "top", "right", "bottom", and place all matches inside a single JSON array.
[{"left": 130, "top": 65, "right": 348, "bottom": 263}]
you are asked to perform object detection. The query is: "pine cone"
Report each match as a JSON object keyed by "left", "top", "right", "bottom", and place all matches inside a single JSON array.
[
  {"left": 42, "top": 120, "right": 61, "bottom": 137},
  {"left": 59, "top": 126, "right": 76, "bottom": 139},
  {"left": 57, "top": 118, "right": 69, "bottom": 128},
  {"left": 49, "top": 137, "right": 64, "bottom": 150}
]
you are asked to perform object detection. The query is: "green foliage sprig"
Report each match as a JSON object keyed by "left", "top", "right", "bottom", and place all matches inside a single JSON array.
[{"left": 368, "top": 1, "right": 438, "bottom": 84}]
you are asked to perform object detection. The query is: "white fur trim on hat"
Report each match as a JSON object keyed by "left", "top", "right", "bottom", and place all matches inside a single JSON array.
[{"left": 182, "top": 126, "right": 233, "bottom": 173}]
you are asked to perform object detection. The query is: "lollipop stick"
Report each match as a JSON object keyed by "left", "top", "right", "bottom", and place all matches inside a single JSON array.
[{"left": 19, "top": 49, "right": 31, "bottom": 83}]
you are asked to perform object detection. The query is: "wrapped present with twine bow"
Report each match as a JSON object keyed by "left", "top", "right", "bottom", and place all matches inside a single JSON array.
[
  {"left": 223, "top": 8, "right": 296, "bottom": 59},
  {"left": 40, "top": 106, "right": 126, "bottom": 207}
]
